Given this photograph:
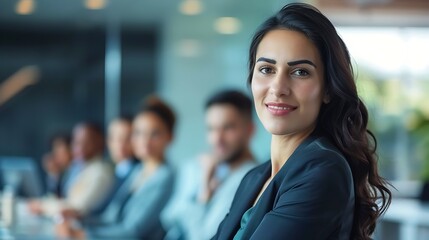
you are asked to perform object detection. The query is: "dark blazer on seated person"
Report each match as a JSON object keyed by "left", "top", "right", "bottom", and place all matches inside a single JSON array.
[{"left": 212, "top": 135, "right": 355, "bottom": 240}]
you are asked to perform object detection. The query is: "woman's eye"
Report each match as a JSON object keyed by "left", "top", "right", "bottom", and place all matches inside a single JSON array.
[
  {"left": 259, "top": 66, "right": 274, "bottom": 74},
  {"left": 292, "top": 69, "right": 309, "bottom": 76}
]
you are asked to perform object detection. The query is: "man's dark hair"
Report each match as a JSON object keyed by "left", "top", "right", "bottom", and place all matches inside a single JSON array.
[
  {"left": 76, "top": 121, "right": 104, "bottom": 138},
  {"left": 205, "top": 90, "right": 252, "bottom": 120},
  {"left": 48, "top": 132, "right": 71, "bottom": 151}
]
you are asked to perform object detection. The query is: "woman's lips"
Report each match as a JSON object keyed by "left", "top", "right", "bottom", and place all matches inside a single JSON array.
[{"left": 265, "top": 102, "right": 297, "bottom": 116}]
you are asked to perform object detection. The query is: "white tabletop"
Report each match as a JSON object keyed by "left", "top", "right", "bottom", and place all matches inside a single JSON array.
[
  {"left": 382, "top": 198, "right": 429, "bottom": 225},
  {"left": 379, "top": 198, "right": 429, "bottom": 240},
  {"left": 1, "top": 199, "right": 57, "bottom": 240}
]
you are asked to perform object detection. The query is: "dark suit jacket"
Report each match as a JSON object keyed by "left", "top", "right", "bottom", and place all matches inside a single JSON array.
[{"left": 213, "top": 135, "right": 355, "bottom": 240}]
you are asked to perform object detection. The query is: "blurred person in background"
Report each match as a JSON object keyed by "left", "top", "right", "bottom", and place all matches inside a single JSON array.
[
  {"left": 29, "top": 122, "right": 114, "bottom": 218},
  {"left": 42, "top": 133, "right": 72, "bottom": 198},
  {"left": 162, "top": 90, "right": 257, "bottom": 240},
  {"left": 89, "top": 115, "right": 138, "bottom": 215},
  {"left": 108, "top": 116, "right": 138, "bottom": 183},
  {"left": 57, "top": 96, "right": 175, "bottom": 239}
]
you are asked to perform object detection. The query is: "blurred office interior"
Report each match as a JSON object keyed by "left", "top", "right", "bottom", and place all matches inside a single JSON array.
[{"left": 0, "top": 0, "right": 429, "bottom": 239}]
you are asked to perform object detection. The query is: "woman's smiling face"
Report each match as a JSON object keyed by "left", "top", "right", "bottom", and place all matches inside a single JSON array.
[{"left": 251, "top": 29, "right": 328, "bottom": 137}]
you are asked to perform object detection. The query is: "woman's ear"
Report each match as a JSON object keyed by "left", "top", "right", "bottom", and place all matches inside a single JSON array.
[{"left": 323, "top": 93, "right": 330, "bottom": 104}]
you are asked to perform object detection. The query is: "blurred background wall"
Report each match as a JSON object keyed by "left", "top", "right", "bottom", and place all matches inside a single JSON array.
[{"left": 1, "top": 0, "right": 429, "bottom": 180}]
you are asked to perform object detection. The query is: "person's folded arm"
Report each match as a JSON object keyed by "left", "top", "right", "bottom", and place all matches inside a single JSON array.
[{"left": 68, "top": 165, "right": 114, "bottom": 215}]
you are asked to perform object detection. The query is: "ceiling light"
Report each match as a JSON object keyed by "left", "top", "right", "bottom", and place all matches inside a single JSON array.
[
  {"left": 15, "top": 0, "right": 35, "bottom": 15},
  {"left": 177, "top": 39, "right": 202, "bottom": 57},
  {"left": 85, "top": 0, "right": 108, "bottom": 10},
  {"left": 214, "top": 17, "right": 241, "bottom": 35},
  {"left": 179, "top": 0, "right": 203, "bottom": 16}
]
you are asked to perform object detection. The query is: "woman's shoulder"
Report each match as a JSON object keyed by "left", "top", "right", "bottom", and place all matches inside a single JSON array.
[
  {"left": 283, "top": 136, "right": 354, "bottom": 189},
  {"left": 295, "top": 136, "right": 350, "bottom": 172},
  {"left": 258, "top": 136, "right": 353, "bottom": 195},
  {"left": 310, "top": 136, "right": 344, "bottom": 157}
]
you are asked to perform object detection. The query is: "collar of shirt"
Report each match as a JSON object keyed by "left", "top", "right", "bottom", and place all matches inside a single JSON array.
[{"left": 115, "top": 159, "right": 134, "bottom": 179}]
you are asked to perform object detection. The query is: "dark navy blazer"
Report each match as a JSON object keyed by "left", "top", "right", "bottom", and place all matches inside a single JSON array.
[{"left": 212, "top": 135, "right": 355, "bottom": 240}]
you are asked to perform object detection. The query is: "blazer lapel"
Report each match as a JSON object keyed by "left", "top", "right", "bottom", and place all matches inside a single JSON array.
[
  {"left": 237, "top": 162, "right": 271, "bottom": 214},
  {"left": 102, "top": 165, "right": 141, "bottom": 222},
  {"left": 222, "top": 162, "right": 271, "bottom": 239},
  {"left": 240, "top": 135, "right": 319, "bottom": 239}
]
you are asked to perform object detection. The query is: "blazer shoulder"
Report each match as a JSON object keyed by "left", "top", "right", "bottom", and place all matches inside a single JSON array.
[
  {"left": 279, "top": 136, "right": 354, "bottom": 192},
  {"left": 300, "top": 137, "right": 350, "bottom": 170}
]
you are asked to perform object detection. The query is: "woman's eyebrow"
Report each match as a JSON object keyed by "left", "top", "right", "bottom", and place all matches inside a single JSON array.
[
  {"left": 287, "top": 59, "right": 317, "bottom": 68},
  {"left": 256, "top": 57, "right": 276, "bottom": 64},
  {"left": 257, "top": 57, "right": 317, "bottom": 68}
]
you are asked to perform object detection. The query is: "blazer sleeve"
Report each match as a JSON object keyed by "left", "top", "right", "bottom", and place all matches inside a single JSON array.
[
  {"left": 85, "top": 169, "right": 174, "bottom": 239},
  {"left": 249, "top": 156, "right": 353, "bottom": 239}
]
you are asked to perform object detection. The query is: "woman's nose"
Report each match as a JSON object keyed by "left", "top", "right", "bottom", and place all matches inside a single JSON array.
[{"left": 269, "top": 72, "right": 291, "bottom": 97}]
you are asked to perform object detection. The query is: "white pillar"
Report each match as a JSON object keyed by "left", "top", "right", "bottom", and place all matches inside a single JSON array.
[{"left": 105, "top": 19, "right": 121, "bottom": 128}]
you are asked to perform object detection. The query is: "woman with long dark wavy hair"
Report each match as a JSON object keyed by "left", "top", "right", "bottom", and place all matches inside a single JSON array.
[{"left": 213, "top": 3, "right": 391, "bottom": 240}]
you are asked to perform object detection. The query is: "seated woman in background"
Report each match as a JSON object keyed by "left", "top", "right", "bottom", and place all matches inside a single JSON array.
[
  {"left": 213, "top": 3, "right": 391, "bottom": 240},
  {"left": 57, "top": 96, "right": 176, "bottom": 239}
]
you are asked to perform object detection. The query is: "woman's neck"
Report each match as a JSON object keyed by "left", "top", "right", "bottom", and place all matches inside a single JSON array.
[{"left": 270, "top": 127, "right": 314, "bottom": 177}]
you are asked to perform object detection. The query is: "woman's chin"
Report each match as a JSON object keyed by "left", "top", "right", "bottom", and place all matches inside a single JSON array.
[{"left": 262, "top": 123, "right": 290, "bottom": 136}]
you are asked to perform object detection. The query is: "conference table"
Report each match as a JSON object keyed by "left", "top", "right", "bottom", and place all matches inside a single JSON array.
[
  {"left": 377, "top": 198, "right": 429, "bottom": 240},
  {"left": 0, "top": 199, "right": 57, "bottom": 240},
  {"left": 2, "top": 198, "right": 429, "bottom": 240}
]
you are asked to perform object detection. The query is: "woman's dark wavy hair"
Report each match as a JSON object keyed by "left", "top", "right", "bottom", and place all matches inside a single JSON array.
[{"left": 248, "top": 3, "right": 391, "bottom": 239}]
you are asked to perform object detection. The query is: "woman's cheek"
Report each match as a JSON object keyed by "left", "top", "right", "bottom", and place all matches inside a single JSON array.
[
  {"left": 299, "top": 83, "right": 323, "bottom": 104},
  {"left": 251, "top": 77, "right": 266, "bottom": 99}
]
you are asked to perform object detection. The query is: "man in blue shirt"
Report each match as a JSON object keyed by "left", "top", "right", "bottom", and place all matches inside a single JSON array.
[{"left": 162, "top": 90, "right": 258, "bottom": 240}]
